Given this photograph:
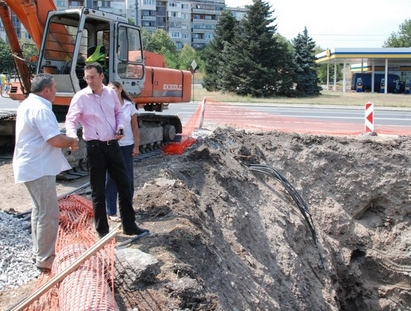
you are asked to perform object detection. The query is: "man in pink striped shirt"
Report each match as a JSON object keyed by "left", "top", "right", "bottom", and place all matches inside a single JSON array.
[{"left": 65, "top": 63, "right": 148, "bottom": 238}]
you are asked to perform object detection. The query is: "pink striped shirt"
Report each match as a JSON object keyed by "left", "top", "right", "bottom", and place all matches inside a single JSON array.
[{"left": 65, "top": 85, "right": 125, "bottom": 141}]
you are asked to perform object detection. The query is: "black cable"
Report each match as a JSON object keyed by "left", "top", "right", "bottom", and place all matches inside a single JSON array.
[{"left": 248, "top": 164, "right": 325, "bottom": 269}]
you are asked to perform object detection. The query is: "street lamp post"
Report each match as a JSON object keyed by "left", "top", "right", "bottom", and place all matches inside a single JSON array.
[
  {"left": 190, "top": 60, "right": 197, "bottom": 102},
  {"left": 136, "top": 0, "right": 138, "bottom": 26}
]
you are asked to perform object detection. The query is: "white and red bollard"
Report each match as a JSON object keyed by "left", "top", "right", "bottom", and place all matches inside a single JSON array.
[
  {"left": 365, "top": 102, "right": 375, "bottom": 134},
  {"left": 198, "top": 96, "right": 207, "bottom": 128}
]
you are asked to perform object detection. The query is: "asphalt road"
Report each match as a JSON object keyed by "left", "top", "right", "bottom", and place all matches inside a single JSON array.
[
  {"left": 1, "top": 96, "right": 410, "bottom": 135},
  {"left": 166, "top": 102, "right": 411, "bottom": 127}
]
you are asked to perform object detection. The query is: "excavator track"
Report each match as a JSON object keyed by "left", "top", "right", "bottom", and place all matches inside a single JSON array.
[
  {"left": 138, "top": 113, "right": 182, "bottom": 153},
  {"left": 0, "top": 110, "right": 17, "bottom": 154}
]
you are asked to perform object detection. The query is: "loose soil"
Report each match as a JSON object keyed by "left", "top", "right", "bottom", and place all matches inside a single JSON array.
[{"left": 1, "top": 126, "right": 411, "bottom": 311}]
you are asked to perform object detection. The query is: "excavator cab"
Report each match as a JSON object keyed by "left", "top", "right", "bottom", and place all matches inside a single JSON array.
[
  {"left": 0, "top": 3, "right": 190, "bottom": 170},
  {"left": 34, "top": 7, "right": 145, "bottom": 121}
]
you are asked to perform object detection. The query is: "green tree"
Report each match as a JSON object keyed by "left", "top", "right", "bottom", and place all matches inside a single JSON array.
[
  {"left": 217, "top": 41, "right": 243, "bottom": 93},
  {"left": 20, "top": 39, "right": 37, "bottom": 59},
  {"left": 141, "top": 28, "right": 153, "bottom": 50},
  {"left": 178, "top": 44, "right": 198, "bottom": 71},
  {"left": 292, "top": 27, "right": 321, "bottom": 96},
  {"left": 20, "top": 39, "right": 38, "bottom": 74},
  {"left": 384, "top": 19, "right": 411, "bottom": 47},
  {"left": 220, "top": 0, "right": 294, "bottom": 97},
  {"left": 272, "top": 34, "right": 297, "bottom": 97},
  {"left": 144, "top": 29, "right": 178, "bottom": 68},
  {"left": 0, "top": 38, "right": 14, "bottom": 74},
  {"left": 202, "top": 10, "right": 238, "bottom": 91}
]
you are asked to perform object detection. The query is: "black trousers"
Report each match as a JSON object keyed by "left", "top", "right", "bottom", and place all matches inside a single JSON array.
[{"left": 86, "top": 140, "right": 136, "bottom": 235}]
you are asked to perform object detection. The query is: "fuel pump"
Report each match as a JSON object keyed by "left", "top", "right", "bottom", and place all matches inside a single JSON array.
[
  {"left": 380, "top": 78, "right": 385, "bottom": 93},
  {"left": 356, "top": 78, "right": 363, "bottom": 92},
  {"left": 405, "top": 79, "right": 410, "bottom": 94}
]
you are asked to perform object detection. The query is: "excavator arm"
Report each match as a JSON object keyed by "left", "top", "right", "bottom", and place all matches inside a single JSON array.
[
  {"left": 0, "top": 0, "right": 75, "bottom": 96},
  {"left": 3, "top": 0, "right": 56, "bottom": 48}
]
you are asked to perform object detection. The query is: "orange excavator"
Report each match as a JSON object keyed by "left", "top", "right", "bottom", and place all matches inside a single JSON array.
[{"left": 0, "top": 0, "right": 192, "bottom": 173}]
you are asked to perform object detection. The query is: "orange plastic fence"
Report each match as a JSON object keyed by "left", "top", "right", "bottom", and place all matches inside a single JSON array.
[
  {"left": 162, "top": 99, "right": 202, "bottom": 155},
  {"left": 164, "top": 98, "right": 411, "bottom": 147},
  {"left": 25, "top": 194, "right": 116, "bottom": 311}
]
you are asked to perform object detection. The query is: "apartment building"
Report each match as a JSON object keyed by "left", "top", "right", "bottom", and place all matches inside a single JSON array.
[{"left": 4, "top": 0, "right": 248, "bottom": 50}]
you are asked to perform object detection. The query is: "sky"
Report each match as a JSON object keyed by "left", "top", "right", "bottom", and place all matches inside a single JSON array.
[{"left": 225, "top": 0, "right": 411, "bottom": 49}]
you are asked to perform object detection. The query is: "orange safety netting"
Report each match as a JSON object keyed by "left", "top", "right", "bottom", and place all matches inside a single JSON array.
[
  {"left": 161, "top": 99, "right": 203, "bottom": 155},
  {"left": 163, "top": 97, "right": 411, "bottom": 151},
  {"left": 24, "top": 194, "right": 116, "bottom": 311}
]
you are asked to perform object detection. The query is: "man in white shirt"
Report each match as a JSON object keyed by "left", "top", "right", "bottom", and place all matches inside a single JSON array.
[{"left": 13, "top": 73, "right": 78, "bottom": 273}]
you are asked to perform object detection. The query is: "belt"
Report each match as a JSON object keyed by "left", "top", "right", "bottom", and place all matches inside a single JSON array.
[{"left": 86, "top": 139, "right": 118, "bottom": 146}]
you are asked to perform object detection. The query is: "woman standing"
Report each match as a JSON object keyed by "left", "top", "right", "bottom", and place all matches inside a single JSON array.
[{"left": 105, "top": 81, "right": 139, "bottom": 222}]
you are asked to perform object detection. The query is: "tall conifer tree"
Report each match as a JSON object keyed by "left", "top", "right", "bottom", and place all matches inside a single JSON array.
[
  {"left": 292, "top": 27, "right": 321, "bottom": 96},
  {"left": 202, "top": 11, "right": 238, "bottom": 91},
  {"left": 229, "top": 0, "right": 276, "bottom": 97},
  {"left": 221, "top": 0, "right": 294, "bottom": 97}
]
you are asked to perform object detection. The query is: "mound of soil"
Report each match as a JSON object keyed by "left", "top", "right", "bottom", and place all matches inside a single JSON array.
[
  {"left": 1, "top": 127, "right": 411, "bottom": 311},
  {"left": 126, "top": 127, "right": 411, "bottom": 310}
]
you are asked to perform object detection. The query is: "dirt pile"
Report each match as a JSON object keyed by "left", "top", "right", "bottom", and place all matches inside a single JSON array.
[
  {"left": 1, "top": 127, "right": 411, "bottom": 310},
  {"left": 121, "top": 127, "right": 411, "bottom": 310}
]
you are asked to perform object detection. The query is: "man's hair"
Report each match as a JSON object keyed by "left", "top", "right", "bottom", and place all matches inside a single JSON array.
[
  {"left": 85, "top": 62, "right": 103, "bottom": 74},
  {"left": 30, "top": 73, "right": 54, "bottom": 93}
]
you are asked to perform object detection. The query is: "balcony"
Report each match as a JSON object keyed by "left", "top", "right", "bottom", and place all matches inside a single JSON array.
[
  {"left": 141, "top": 15, "right": 156, "bottom": 21},
  {"left": 192, "top": 9, "right": 218, "bottom": 15}
]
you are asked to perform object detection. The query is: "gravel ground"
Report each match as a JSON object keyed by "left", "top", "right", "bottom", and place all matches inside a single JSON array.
[{"left": 0, "top": 211, "right": 40, "bottom": 291}]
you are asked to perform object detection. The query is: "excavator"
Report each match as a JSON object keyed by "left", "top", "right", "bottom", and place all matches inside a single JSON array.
[{"left": 0, "top": 0, "right": 192, "bottom": 176}]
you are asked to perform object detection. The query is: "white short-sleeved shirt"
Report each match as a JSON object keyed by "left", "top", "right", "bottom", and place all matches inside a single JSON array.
[
  {"left": 119, "top": 99, "right": 138, "bottom": 147},
  {"left": 13, "top": 93, "right": 71, "bottom": 183}
]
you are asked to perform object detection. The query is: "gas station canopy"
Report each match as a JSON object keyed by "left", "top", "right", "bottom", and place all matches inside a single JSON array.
[{"left": 315, "top": 48, "right": 411, "bottom": 92}]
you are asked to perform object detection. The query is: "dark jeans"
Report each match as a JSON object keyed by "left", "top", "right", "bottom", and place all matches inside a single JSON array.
[
  {"left": 105, "top": 144, "right": 134, "bottom": 216},
  {"left": 86, "top": 140, "right": 136, "bottom": 235}
]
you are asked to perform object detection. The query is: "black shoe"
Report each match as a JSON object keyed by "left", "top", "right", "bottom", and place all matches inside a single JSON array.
[
  {"left": 123, "top": 224, "right": 149, "bottom": 236},
  {"left": 97, "top": 231, "right": 109, "bottom": 239}
]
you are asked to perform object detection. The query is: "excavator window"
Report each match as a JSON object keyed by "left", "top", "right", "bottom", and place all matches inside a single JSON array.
[{"left": 117, "top": 26, "right": 144, "bottom": 80}]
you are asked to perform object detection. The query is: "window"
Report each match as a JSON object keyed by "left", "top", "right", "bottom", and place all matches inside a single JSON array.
[
  {"left": 101, "top": 0, "right": 110, "bottom": 8},
  {"left": 117, "top": 26, "right": 144, "bottom": 80},
  {"left": 170, "top": 22, "right": 181, "bottom": 28},
  {"left": 171, "top": 32, "right": 180, "bottom": 38}
]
